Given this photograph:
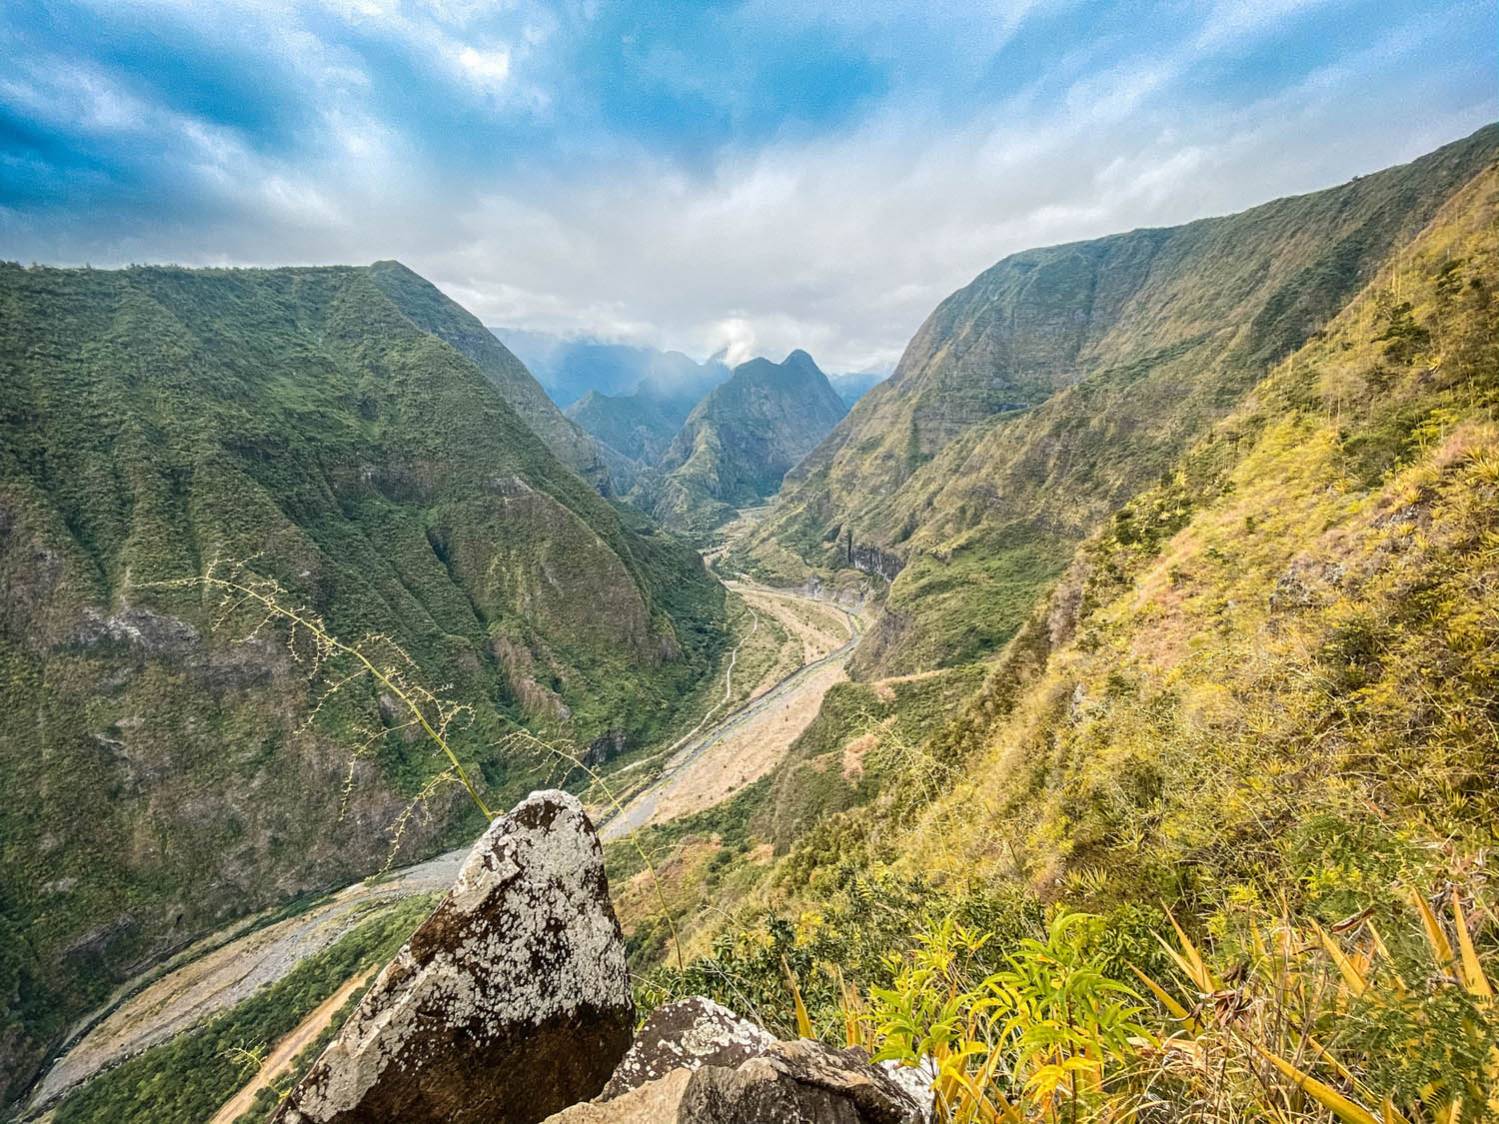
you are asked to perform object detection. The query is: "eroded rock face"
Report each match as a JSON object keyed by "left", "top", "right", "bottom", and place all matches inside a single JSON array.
[
  {"left": 600, "top": 997, "right": 775, "bottom": 1099},
  {"left": 274, "top": 791, "right": 633, "bottom": 1124},
  {"left": 546, "top": 1037, "right": 929, "bottom": 1124}
]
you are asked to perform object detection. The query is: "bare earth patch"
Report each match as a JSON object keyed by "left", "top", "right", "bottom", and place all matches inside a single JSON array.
[
  {"left": 27, "top": 850, "right": 464, "bottom": 1114},
  {"left": 643, "top": 655, "right": 850, "bottom": 827},
  {"left": 208, "top": 965, "right": 378, "bottom": 1124},
  {"left": 600, "top": 583, "right": 861, "bottom": 842}
]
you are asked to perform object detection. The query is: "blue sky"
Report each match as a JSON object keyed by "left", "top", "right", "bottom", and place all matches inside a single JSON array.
[{"left": 1, "top": 1, "right": 1495, "bottom": 369}]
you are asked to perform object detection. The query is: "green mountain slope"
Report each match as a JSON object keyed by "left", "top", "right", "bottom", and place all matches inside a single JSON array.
[
  {"left": 566, "top": 381, "right": 701, "bottom": 465},
  {"left": 744, "top": 124, "right": 1499, "bottom": 674},
  {"left": 637, "top": 350, "right": 849, "bottom": 535},
  {"left": 0, "top": 262, "right": 726, "bottom": 1105},
  {"left": 364, "top": 261, "right": 635, "bottom": 493},
  {"left": 884, "top": 157, "right": 1499, "bottom": 907},
  {"left": 658, "top": 155, "right": 1499, "bottom": 1120}
]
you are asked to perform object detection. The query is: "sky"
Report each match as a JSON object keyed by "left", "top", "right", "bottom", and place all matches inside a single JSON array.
[{"left": 1, "top": 1, "right": 1495, "bottom": 372}]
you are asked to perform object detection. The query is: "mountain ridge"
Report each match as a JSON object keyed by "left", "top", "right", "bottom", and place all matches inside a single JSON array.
[
  {"left": 365, "top": 262, "right": 635, "bottom": 494},
  {"left": 744, "top": 122, "right": 1499, "bottom": 674},
  {"left": 0, "top": 260, "right": 727, "bottom": 1104},
  {"left": 634, "top": 349, "right": 848, "bottom": 535}
]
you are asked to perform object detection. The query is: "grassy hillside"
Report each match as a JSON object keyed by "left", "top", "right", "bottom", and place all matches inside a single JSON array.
[
  {"left": 654, "top": 153, "right": 1499, "bottom": 1120},
  {"left": 566, "top": 383, "right": 700, "bottom": 465},
  {"left": 364, "top": 261, "right": 635, "bottom": 493},
  {"left": 637, "top": 350, "right": 849, "bottom": 536},
  {"left": 0, "top": 262, "right": 726, "bottom": 1106},
  {"left": 743, "top": 124, "right": 1499, "bottom": 675}
]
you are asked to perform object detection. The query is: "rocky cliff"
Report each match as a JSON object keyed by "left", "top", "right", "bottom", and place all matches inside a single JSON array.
[
  {"left": 745, "top": 124, "right": 1499, "bottom": 673},
  {"left": 273, "top": 793, "right": 926, "bottom": 1124}
]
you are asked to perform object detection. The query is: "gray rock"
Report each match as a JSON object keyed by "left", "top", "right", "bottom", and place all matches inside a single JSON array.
[
  {"left": 601, "top": 997, "right": 775, "bottom": 1099},
  {"left": 545, "top": 1037, "right": 929, "bottom": 1124},
  {"left": 274, "top": 790, "right": 633, "bottom": 1124}
]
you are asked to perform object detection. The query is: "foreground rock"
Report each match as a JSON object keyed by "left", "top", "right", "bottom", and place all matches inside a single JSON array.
[
  {"left": 601, "top": 997, "right": 775, "bottom": 1098},
  {"left": 274, "top": 791, "right": 633, "bottom": 1124},
  {"left": 548, "top": 1002, "right": 929, "bottom": 1124}
]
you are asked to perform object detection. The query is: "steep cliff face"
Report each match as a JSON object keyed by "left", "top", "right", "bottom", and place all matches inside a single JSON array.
[
  {"left": 868, "top": 154, "right": 1499, "bottom": 918},
  {"left": 749, "top": 124, "right": 1499, "bottom": 673},
  {"left": 638, "top": 350, "right": 849, "bottom": 535},
  {"left": 566, "top": 382, "right": 702, "bottom": 466},
  {"left": 365, "top": 261, "right": 633, "bottom": 493},
  {"left": 0, "top": 262, "right": 725, "bottom": 1105}
]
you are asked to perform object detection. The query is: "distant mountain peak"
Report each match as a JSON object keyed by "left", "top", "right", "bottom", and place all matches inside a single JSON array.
[{"left": 632, "top": 345, "right": 849, "bottom": 536}]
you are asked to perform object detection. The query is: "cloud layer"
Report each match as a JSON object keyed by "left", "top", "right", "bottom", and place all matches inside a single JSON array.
[{"left": 2, "top": 0, "right": 1495, "bottom": 369}]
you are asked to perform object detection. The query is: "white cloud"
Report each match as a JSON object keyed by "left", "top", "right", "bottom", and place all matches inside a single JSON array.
[
  {"left": 456, "top": 44, "right": 511, "bottom": 89},
  {"left": 6, "top": 0, "right": 1494, "bottom": 375}
]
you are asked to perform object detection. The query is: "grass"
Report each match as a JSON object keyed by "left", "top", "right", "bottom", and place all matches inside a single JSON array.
[{"left": 646, "top": 146, "right": 1499, "bottom": 1122}]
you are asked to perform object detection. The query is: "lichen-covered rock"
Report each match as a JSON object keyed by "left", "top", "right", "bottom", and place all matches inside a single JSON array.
[
  {"left": 544, "top": 1037, "right": 929, "bottom": 1124},
  {"left": 600, "top": 997, "right": 775, "bottom": 1098},
  {"left": 274, "top": 791, "right": 633, "bottom": 1124}
]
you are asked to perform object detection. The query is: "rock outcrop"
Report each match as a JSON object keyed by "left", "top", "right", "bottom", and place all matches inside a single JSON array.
[
  {"left": 547, "top": 1038, "right": 928, "bottom": 1123},
  {"left": 274, "top": 791, "right": 633, "bottom": 1124},
  {"left": 547, "top": 998, "right": 929, "bottom": 1124},
  {"left": 600, "top": 997, "right": 775, "bottom": 1098}
]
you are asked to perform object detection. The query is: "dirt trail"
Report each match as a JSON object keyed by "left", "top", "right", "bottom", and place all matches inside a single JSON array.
[
  {"left": 599, "top": 581, "right": 860, "bottom": 840},
  {"left": 207, "top": 965, "right": 376, "bottom": 1124}
]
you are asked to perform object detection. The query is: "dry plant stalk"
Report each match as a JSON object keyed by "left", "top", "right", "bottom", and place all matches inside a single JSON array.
[
  {"left": 151, "top": 559, "right": 688, "bottom": 968},
  {"left": 151, "top": 558, "right": 493, "bottom": 820}
]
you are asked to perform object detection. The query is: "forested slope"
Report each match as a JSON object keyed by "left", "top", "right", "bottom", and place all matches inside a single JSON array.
[{"left": 0, "top": 262, "right": 725, "bottom": 1104}]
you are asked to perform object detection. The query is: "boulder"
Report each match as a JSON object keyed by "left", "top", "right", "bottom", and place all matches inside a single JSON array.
[
  {"left": 274, "top": 790, "right": 633, "bottom": 1124},
  {"left": 545, "top": 1037, "right": 930, "bottom": 1124},
  {"left": 600, "top": 997, "right": 775, "bottom": 1099}
]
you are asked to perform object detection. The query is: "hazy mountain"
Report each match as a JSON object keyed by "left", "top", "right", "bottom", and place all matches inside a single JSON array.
[
  {"left": 827, "top": 368, "right": 890, "bottom": 405},
  {"left": 565, "top": 379, "right": 703, "bottom": 465},
  {"left": 740, "top": 123, "right": 1499, "bottom": 673},
  {"left": 0, "top": 261, "right": 726, "bottom": 1102},
  {"left": 492, "top": 329, "right": 731, "bottom": 410},
  {"left": 635, "top": 350, "right": 848, "bottom": 535}
]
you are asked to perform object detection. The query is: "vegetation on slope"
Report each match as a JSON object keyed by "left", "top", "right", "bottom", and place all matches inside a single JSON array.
[
  {"left": 52, "top": 895, "right": 436, "bottom": 1124},
  {"left": 0, "top": 262, "right": 726, "bottom": 1105},
  {"left": 652, "top": 150, "right": 1499, "bottom": 1119},
  {"left": 566, "top": 382, "right": 701, "bottom": 466},
  {"left": 365, "top": 261, "right": 629, "bottom": 493},
  {"left": 742, "top": 124, "right": 1499, "bottom": 675},
  {"left": 635, "top": 350, "right": 849, "bottom": 536}
]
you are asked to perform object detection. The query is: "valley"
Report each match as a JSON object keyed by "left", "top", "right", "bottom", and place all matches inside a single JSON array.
[
  {"left": 21, "top": 554, "right": 863, "bottom": 1121},
  {"left": 1, "top": 26, "right": 1495, "bottom": 1113},
  {"left": 599, "top": 579, "right": 863, "bottom": 840}
]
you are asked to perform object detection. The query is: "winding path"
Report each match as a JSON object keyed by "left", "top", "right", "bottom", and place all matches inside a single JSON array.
[{"left": 207, "top": 966, "right": 377, "bottom": 1124}]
